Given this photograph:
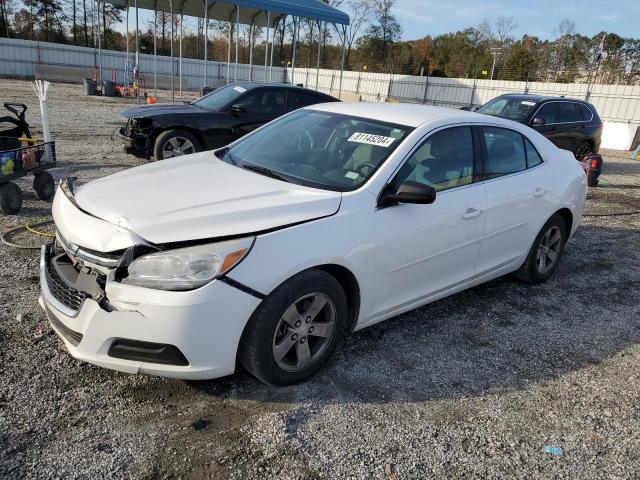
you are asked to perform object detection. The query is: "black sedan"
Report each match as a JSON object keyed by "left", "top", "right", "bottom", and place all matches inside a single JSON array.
[
  {"left": 119, "top": 83, "right": 338, "bottom": 160},
  {"left": 471, "top": 94, "right": 603, "bottom": 156}
]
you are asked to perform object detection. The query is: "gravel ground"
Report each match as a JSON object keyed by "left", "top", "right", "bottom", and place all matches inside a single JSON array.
[{"left": 1, "top": 79, "right": 639, "bottom": 479}]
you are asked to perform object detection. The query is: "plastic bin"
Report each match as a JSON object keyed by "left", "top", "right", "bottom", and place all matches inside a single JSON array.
[
  {"left": 83, "top": 78, "right": 97, "bottom": 96},
  {"left": 103, "top": 80, "right": 116, "bottom": 97}
]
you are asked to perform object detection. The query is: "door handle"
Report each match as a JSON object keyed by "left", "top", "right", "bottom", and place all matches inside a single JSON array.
[
  {"left": 533, "top": 187, "right": 547, "bottom": 197},
  {"left": 462, "top": 207, "right": 482, "bottom": 219}
]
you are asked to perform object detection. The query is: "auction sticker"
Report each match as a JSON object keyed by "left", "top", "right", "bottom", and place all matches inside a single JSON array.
[
  {"left": 521, "top": 100, "right": 536, "bottom": 106},
  {"left": 233, "top": 86, "right": 247, "bottom": 93},
  {"left": 348, "top": 132, "right": 396, "bottom": 148}
]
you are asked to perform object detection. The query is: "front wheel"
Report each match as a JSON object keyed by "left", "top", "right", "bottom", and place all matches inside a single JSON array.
[
  {"left": 0, "top": 182, "right": 23, "bottom": 215},
  {"left": 153, "top": 129, "right": 201, "bottom": 160},
  {"left": 238, "top": 269, "right": 348, "bottom": 386},
  {"left": 514, "top": 214, "right": 567, "bottom": 284}
]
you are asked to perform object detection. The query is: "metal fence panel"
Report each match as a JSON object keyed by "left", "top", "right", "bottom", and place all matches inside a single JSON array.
[{"left": 1, "top": 37, "right": 638, "bottom": 125}]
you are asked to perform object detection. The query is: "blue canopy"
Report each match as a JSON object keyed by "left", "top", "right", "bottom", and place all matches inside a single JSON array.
[{"left": 109, "top": 0, "right": 350, "bottom": 26}]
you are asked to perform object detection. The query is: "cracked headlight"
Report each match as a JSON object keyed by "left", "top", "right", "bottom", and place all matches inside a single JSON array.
[{"left": 122, "top": 237, "right": 254, "bottom": 291}]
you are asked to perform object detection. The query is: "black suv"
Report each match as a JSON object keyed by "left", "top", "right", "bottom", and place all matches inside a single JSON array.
[
  {"left": 474, "top": 94, "right": 603, "bottom": 158},
  {"left": 119, "top": 83, "right": 338, "bottom": 160}
]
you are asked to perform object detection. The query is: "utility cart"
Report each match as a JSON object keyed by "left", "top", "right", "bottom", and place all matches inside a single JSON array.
[{"left": 0, "top": 103, "right": 56, "bottom": 215}]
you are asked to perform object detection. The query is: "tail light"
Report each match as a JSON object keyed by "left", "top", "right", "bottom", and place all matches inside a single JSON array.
[{"left": 590, "top": 158, "right": 599, "bottom": 169}]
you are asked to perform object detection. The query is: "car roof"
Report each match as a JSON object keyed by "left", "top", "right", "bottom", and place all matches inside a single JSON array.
[
  {"left": 306, "top": 102, "right": 508, "bottom": 128},
  {"left": 498, "top": 93, "right": 588, "bottom": 104},
  {"left": 235, "top": 82, "right": 334, "bottom": 97}
]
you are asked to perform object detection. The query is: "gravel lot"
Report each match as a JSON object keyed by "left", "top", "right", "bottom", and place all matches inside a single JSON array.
[{"left": 1, "top": 79, "right": 639, "bottom": 479}]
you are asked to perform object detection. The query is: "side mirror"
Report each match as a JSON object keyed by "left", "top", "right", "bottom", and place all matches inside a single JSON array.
[
  {"left": 231, "top": 104, "right": 245, "bottom": 114},
  {"left": 531, "top": 117, "right": 545, "bottom": 125},
  {"left": 379, "top": 181, "right": 436, "bottom": 208}
]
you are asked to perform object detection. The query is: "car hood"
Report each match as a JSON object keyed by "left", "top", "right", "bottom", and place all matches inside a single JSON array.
[
  {"left": 120, "top": 103, "right": 213, "bottom": 119},
  {"left": 73, "top": 152, "right": 342, "bottom": 245}
]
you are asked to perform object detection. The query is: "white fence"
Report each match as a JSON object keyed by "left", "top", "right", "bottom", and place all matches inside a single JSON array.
[{"left": 1, "top": 37, "right": 640, "bottom": 126}]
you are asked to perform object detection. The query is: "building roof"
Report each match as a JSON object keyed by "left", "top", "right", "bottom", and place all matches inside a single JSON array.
[{"left": 108, "top": 0, "right": 350, "bottom": 26}]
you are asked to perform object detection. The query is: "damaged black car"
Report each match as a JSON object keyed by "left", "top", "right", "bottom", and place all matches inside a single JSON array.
[{"left": 118, "top": 83, "right": 339, "bottom": 160}]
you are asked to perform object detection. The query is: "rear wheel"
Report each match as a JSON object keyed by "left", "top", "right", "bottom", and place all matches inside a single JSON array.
[
  {"left": 33, "top": 171, "right": 55, "bottom": 200},
  {"left": 514, "top": 214, "right": 567, "bottom": 284},
  {"left": 574, "top": 141, "right": 592, "bottom": 160},
  {"left": 0, "top": 182, "right": 23, "bottom": 215},
  {"left": 238, "top": 269, "right": 348, "bottom": 386},
  {"left": 153, "top": 129, "right": 201, "bottom": 160}
]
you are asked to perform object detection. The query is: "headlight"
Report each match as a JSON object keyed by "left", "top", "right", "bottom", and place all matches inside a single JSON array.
[{"left": 121, "top": 237, "right": 254, "bottom": 290}]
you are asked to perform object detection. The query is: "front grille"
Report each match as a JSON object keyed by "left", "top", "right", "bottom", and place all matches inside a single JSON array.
[{"left": 44, "top": 254, "right": 88, "bottom": 312}]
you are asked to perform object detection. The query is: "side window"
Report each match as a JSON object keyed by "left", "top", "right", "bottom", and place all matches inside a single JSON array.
[
  {"left": 556, "top": 102, "right": 580, "bottom": 123},
  {"left": 287, "top": 92, "right": 322, "bottom": 111},
  {"left": 525, "top": 138, "right": 543, "bottom": 168},
  {"left": 578, "top": 104, "right": 593, "bottom": 122},
  {"left": 483, "top": 127, "right": 527, "bottom": 178},
  {"left": 535, "top": 103, "right": 557, "bottom": 124},
  {"left": 392, "top": 127, "right": 474, "bottom": 192},
  {"left": 236, "top": 91, "right": 285, "bottom": 115}
]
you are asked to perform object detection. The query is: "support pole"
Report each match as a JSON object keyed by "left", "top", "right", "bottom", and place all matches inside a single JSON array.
[
  {"left": 169, "top": 0, "right": 174, "bottom": 102},
  {"left": 264, "top": 11, "right": 270, "bottom": 82},
  {"left": 125, "top": 2, "right": 129, "bottom": 90},
  {"left": 248, "top": 13, "right": 259, "bottom": 81},
  {"left": 153, "top": 2, "right": 157, "bottom": 97},
  {"left": 234, "top": 5, "right": 240, "bottom": 83},
  {"left": 226, "top": 13, "right": 232, "bottom": 84},
  {"left": 97, "top": 0, "right": 102, "bottom": 86},
  {"left": 315, "top": 20, "right": 321, "bottom": 90},
  {"left": 337, "top": 23, "right": 346, "bottom": 99},
  {"left": 179, "top": 10, "right": 183, "bottom": 98},
  {"left": 290, "top": 16, "right": 298, "bottom": 85},
  {"left": 203, "top": 0, "right": 208, "bottom": 89},
  {"left": 269, "top": 16, "right": 278, "bottom": 82},
  {"left": 135, "top": 0, "right": 140, "bottom": 104}
]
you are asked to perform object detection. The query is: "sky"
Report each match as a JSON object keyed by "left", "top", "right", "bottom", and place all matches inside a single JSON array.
[{"left": 393, "top": 0, "right": 640, "bottom": 40}]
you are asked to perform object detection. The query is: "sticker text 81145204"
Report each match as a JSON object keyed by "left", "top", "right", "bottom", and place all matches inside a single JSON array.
[{"left": 347, "top": 132, "right": 396, "bottom": 148}]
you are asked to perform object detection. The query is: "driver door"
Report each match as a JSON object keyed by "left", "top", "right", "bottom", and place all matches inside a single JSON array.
[
  {"left": 371, "top": 126, "right": 487, "bottom": 317},
  {"left": 230, "top": 89, "right": 286, "bottom": 140}
]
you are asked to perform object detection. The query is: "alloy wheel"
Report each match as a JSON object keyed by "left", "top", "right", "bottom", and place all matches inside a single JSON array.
[
  {"left": 536, "top": 226, "right": 562, "bottom": 274},
  {"left": 162, "top": 136, "right": 196, "bottom": 158},
  {"left": 272, "top": 293, "right": 337, "bottom": 372},
  {"left": 575, "top": 143, "right": 592, "bottom": 159}
]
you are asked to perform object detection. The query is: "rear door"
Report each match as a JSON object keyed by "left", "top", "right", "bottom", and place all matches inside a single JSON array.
[
  {"left": 476, "top": 126, "right": 553, "bottom": 273},
  {"left": 286, "top": 91, "right": 328, "bottom": 112}
]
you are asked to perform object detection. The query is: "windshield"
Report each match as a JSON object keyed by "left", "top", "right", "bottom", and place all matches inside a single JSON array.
[
  {"left": 220, "top": 109, "right": 412, "bottom": 191},
  {"left": 193, "top": 84, "right": 247, "bottom": 110},
  {"left": 477, "top": 97, "right": 538, "bottom": 121}
]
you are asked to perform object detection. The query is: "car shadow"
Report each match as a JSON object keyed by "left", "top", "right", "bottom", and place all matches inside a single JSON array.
[{"left": 182, "top": 222, "right": 640, "bottom": 406}]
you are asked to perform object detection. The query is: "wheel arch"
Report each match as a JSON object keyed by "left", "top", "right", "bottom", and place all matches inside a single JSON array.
[
  {"left": 555, "top": 207, "right": 573, "bottom": 236},
  {"left": 314, "top": 264, "right": 361, "bottom": 333}
]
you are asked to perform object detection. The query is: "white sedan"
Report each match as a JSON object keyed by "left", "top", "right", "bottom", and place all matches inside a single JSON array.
[{"left": 40, "top": 103, "right": 587, "bottom": 385}]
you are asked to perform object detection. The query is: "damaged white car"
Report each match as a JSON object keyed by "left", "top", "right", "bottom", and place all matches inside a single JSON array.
[{"left": 40, "top": 103, "right": 587, "bottom": 385}]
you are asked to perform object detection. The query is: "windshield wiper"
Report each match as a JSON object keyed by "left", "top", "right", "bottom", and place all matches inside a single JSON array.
[{"left": 241, "top": 163, "right": 289, "bottom": 182}]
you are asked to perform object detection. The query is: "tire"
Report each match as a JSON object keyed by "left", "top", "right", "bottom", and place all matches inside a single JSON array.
[
  {"left": 514, "top": 213, "right": 567, "bottom": 284},
  {"left": 0, "top": 182, "right": 23, "bottom": 215},
  {"left": 153, "top": 129, "right": 201, "bottom": 160},
  {"left": 238, "top": 269, "right": 348, "bottom": 386},
  {"left": 587, "top": 170, "right": 599, "bottom": 187},
  {"left": 574, "top": 141, "right": 592, "bottom": 160},
  {"left": 33, "top": 171, "right": 55, "bottom": 200}
]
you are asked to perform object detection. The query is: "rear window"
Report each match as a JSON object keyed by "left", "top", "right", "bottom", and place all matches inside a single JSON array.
[{"left": 476, "top": 97, "right": 538, "bottom": 121}]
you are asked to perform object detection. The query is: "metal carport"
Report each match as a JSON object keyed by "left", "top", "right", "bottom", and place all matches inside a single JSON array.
[{"left": 96, "top": 0, "right": 349, "bottom": 103}]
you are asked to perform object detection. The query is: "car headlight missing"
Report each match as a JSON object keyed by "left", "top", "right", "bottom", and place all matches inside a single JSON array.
[{"left": 121, "top": 237, "right": 254, "bottom": 290}]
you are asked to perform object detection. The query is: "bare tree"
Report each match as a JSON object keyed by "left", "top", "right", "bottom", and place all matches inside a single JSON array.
[
  {"left": 494, "top": 16, "right": 517, "bottom": 46},
  {"left": 334, "top": 0, "right": 373, "bottom": 66}
]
